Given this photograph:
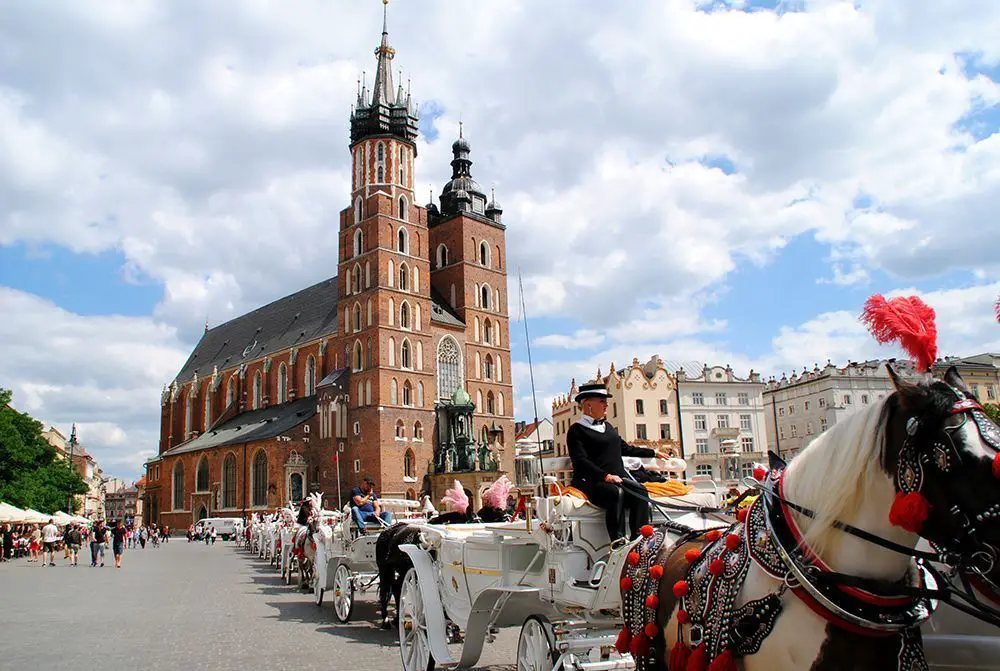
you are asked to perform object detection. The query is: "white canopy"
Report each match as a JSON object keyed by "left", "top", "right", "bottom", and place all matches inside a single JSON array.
[
  {"left": 52, "top": 511, "right": 76, "bottom": 526},
  {"left": 21, "top": 508, "right": 52, "bottom": 524},
  {"left": 0, "top": 503, "right": 27, "bottom": 522}
]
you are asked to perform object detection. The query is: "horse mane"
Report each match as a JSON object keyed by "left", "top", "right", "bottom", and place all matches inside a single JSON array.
[{"left": 783, "top": 396, "right": 894, "bottom": 559}]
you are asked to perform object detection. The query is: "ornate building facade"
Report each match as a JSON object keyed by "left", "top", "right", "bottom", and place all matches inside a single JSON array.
[{"left": 144, "top": 11, "right": 514, "bottom": 529}]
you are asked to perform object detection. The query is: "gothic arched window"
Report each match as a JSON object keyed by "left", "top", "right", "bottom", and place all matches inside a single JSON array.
[
  {"left": 227, "top": 377, "right": 235, "bottom": 407},
  {"left": 399, "top": 262, "right": 408, "bottom": 291},
  {"left": 353, "top": 228, "right": 363, "bottom": 256},
  {"left": 481, "top": 284, "right": 491, "bottom": 310},
  {"left": 484, "top": 354, "right": 494, "bottom": 380},
  {"left": 252, "top": 450, "right": 268, "bottom": 507},
  {"left": 402, "top": 380, "right": 413, "bottom": 406},
  {"left": 204, "top": 389, "right": 212, "bottom": 431},
  {"left": 404, "top": 449, "right": 415, "bottom": 478},
  {"left": 480, "top": 241, "right": 490, "bottom": 267},
  {"left": 196, "top": 456, "right": 209, "bottom": 492},
  {"left": 222, "top": 454, "right": 236, "bottom": 508},
  {"left": 437, "top": 336, "right": 463, "bottom": 400},
  {"left": 397, "top": 227, "right": 408, "bottom": 254},
  {"left": 353, "top": 341, "right": 363, "bottom": 371},
  {"left": 401, "top": 339, "right": 412, "bottom": 369},
  {"left": 483, "top": 319, "right": 493, "bottom": 345},
  {"left": 396, "top": 419, "right": 405, "bottom": 438},
  {"left": 278, "top": 363, "right": 287, "bottom": 403},
  {"left": 436, "top": 244, "right": 449, "bottom": 269},
  {"left": 487, "top": 391, "right": 496, "bottom": 415},
  {"left": 353, "top": 303, "right": 362, "bottom": 332},
  {"left": 253, "top": 371, "right": 262, "bottom": 409},
  {"left": 400, "top": 302, "right": 411, "bottom": 329},
  {"left": 305, "top": 356, "right": 316, "bottom": 396},
  {"left": 398, "top": 195, "right": 407, "bottom": 221},
  {"left": 172, "top": 462, "right": 185, "bottom": 510}
]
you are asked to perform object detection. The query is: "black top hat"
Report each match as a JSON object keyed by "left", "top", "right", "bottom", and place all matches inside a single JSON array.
[{"left": 574, "top": 382, "right": 611, "bottom": 403}]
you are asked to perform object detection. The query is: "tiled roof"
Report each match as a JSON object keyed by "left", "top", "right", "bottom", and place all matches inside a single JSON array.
[
  {"left": 515, "top": 420, "right": 541, "bottom": 441},
  {"left": 430, "top": 287, "right": 464, "bottom": 327}
]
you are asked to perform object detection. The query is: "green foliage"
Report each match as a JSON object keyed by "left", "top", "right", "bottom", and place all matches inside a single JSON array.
[
  {"left": 984, "top": 403, "right": 1000, "bottom": 427},
  {"left": 0, "top": 388, "right": 88, "bottom": 514}
]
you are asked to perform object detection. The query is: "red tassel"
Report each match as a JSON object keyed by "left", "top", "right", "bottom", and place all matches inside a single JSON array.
[
  {"left": 724, "top": 534, "right": 740, "bottom": 551},
  {"left": 673, "top": 580, "right": 689, "bottom": 597},
  {"left": 686, "top": 643, "right": 709, "bottom": 671},
  {"left": 709, "top": 559, "right": 725, "bottom": 575},
  {"left": 627, "top": 551, "right": 641, "bottom": 566},
  {"left": 645, "top": 621, "right": 659, "bottom": 638},
  {"left": 630, "top": 632, "right": 651, "bottom": 658},
  {"left": 645, "top": 593, "right": 659, "bottom": 609},
  {"left": 614, "top": 627, "right": 632, "bottom": 654},
  {"left": 705, "top": 530, "right": 722, "bottom": 542},
  {"left": 736, "top": 507, "right": 749, "bottom": 523},
  {"left": 676, "top": 609, "right": 690, "bottom": 624},
  {"left": 650, "top": 564, "right": 664, "bottom": 580},
  {"left": 993, "top": 453, "right": 1000, "bottom": 480},
  {"left": 669, "top": 641, "right": 692, "bottom": 670},
  {"left": 640, "top": 524, "right": 654, "bottom": 538},
  {"left": 861, "top": 294, "right": 938, "bottom": 372},
  {"left": 684, "top": 548, "right": 701, "bottom": 563},
  {"left": 708, "top": 649, "right": 738, "bottom": 671},
  {"left": 753, "top": 466, "right": 767, "bottom": 481},
  {"left": 621, "top": 576, "right": 634, "bottom": 591},
  {"left": 889, "top": 491, "right": 931, "bottom": 533}
]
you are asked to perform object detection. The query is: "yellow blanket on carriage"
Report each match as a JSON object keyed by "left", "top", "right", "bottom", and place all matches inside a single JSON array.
[{"left": 549, "top": 480, "right": 693, "bottom": 500}]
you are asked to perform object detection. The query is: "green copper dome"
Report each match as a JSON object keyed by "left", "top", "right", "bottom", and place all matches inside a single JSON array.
[{"left": 451, "top": 387, "right": 472, "bottom": 406}]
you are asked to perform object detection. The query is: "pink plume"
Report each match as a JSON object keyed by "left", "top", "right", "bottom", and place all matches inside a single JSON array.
[
  {"left": 441, "top": 480, "right": 470, "bottom": 514},
  {"left": 482, "top": 475, "right": 513, "bottom": 509},
  {"left": 995, "top": 295, "right": 999, "bottom": 323},
  {"left": 861, "top": 294, "right": 938, "bottom": 372}
]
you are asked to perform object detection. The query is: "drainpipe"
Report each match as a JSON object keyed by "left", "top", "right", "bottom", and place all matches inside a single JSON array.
[
  {"left": 675, "top": 382, "right": 686, "bottom": 478},
  {"left": 771, "top": 394, "right": 780, "bottom": 458}
]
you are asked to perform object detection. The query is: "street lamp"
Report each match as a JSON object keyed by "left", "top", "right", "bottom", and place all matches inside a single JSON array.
[{"left": 66, "top": 424, "right": 78, "bottom": 514}]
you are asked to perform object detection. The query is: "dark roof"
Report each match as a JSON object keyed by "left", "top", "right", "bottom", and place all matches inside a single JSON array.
[
  {"left": 430, "top": 287, "right": 464, "bottom": 327},
  {"left": 317, "top": 367, "right": 350, "bottom": 394},
  {"left": 173, "top": 277, "right": 340, "bottom": 385},
  {"left": 161, "top": 398, "right": 316, "bottom": 457}
]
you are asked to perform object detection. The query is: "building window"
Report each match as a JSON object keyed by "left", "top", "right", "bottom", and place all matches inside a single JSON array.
[
  {"left": 789, "top": 404, "right": 795, "bottom": 415},
  {"left": 692, "top": 393, "right": 704, "bottom": 406},
  {"left": 480, "top": 285, "right": 490, "bottom": 310},
  {"left": 806, "top": 421, "right": 814, "bottom": 435},
  {"left": 204, "top": 392, "right": 212, "bottom": 431},
  {"left": 396, "top": 419, "right": 405, "bottom": 439},
  {"left": 436, "top": 244, "right": 449, "bottom": 269},
  {"left": 399, "top": 262, "right": 408, "bottom": 291},
  {"left": 398, "top": 196, "right": 407, "bottom": 221},
  {"left": 479, "top": 241, "right": 490, "bottom": 267},
  {"left": 196, "top": 457, "right": 209, "bottom": 492},
  {"left": 779, "top": 426, "right": 786, "bottom": 440},
  {"left": 484, "top": 354, "right": 494, "bottom": 380},
  {"left": 843, "top": 395, "right": 851, "bottom": 405},
  {"left": 803, "top": 400, "right": 810, "bottom": 411},
  {"left": 437, "top": 336, "right": 463, "bottom": 399},
  {"left": 354, "top": 459, "right": 361, "bottom": 473},
  {"left": 738, "top": 392, "right": 749, "bottom": 406},
  {"left": 659, "top": 424, "right": 671, "bottom": 440},
  {"left": 636, "top": 424, "right": 647, "bottom": 440},
  {"left": 659, "top": 399, "right": 669, "bottom": 415},
  {"left": 253, "top": 371, "right": 262, "bottom": 409},
  {"left": 487, "top": 391, "right": 496, "bottom": 415},
  {"left": 404, "top": 449, "right": 415, "bottom": 478},
  {"left": 819, "top": 397, "right": 826, "bottom": 407},
  {"left": 694, "top": 414, "right": 707, "bottom": 431},
  {"left": 222, "top": 455, "right": 236, "bottom": 508},
  {"left": 740, "top": 414, "right": 751, "bottom": 430},
  {"left": 790, "top": 424, "right": 798, "bottom": 438},
  {"left": 635, "top": 399, "right": 644, "bottom": 416},
  {"left": 353, "top": 228, "right": 364, "bottom": 257},
  {"left": 989, "top": 386, "right": 997, "bottom": 400},
  {"left": 397, "top": 227, "right": 408, "bottom": 254},
  {"left": 305, "top": 356, "right": 316, "bottom": 396},
  {"left": 353, "top": 303, "right": 361, "bottom": 331},
  {"left": 696, "top": 439, "right": 709, "bottom": 454},
  {"left": 353, "top": 421, "right": 360, "bottom": 436},
  {"left": 227, "top": 378, "right": 235, "bottom": 407},
  {"left": 278, "top": 364, "right": 288, "bottom": 403},
  {"left": 252, "top": 451, "right": 268, "bottom": 507},
  {"left": 403, "top": 381, "right": 413, "bottom": 407},
  {"left": 172, "top": 462, "right": 185, "bottom": 510},
  {"left": 715, "top": 392, "right": 727, "bottom": 405},
  {"left": 400, "top": 302, "right": 410, "bottom": 329},
  {"left": 353, "top": 341, "right": 363, "bottom": 372},
  {"left": 861, "top": 394, "right": 869, "bottom": 404},
  {"left": 741, "top": 436, "right": 754, "bottom": 453},
  {"left": 717, "top": 415, "right": 730, "bottom": 429},
  {"left": 741, "top": 462, "right": 755, "bottom": 479},
  {"left": 401, "top": 339, "right": 412, "bottom": 369},
  {"left": 695, "top": 464, "right": 713, "bottom": 477},
  {"left": 820, "top": 417, "right": 828, "bottom": 432},
  {"left": 778, "top": 407, "right": 785, "bottom": 417},
  {"left": 483, "top": 319, "right": 493, "bottom": 344},
  {"left": 414, "top": 421, "right": 423, "bottom": 441}
]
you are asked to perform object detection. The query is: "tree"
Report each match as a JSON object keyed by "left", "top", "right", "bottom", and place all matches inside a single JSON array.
[
  {"left": 984, "top": 403, "right": 1000, "bottom": 427},
  {"left": 0, "top": 388, "right": 88, "bottom": 513}
]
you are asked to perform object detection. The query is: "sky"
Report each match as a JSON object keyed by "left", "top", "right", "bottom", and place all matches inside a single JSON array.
[{"left": 1, "top": 0, "right": 999, "bottom": 481}]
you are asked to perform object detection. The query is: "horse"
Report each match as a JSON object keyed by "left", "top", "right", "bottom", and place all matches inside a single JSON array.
[
  {"left": 292, "top": 492, "right": 323, "bottom": 590},
  {"left": 618, "top": 366, "right": 1000, "bottom": 671}
]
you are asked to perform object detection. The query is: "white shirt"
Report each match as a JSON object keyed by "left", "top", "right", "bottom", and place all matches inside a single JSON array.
[
  {"left": 575, "top": 414, "right": 607, "bottom": 434},
  {"left": 42, "top": 524, "right": 59, "bottom": 543}
]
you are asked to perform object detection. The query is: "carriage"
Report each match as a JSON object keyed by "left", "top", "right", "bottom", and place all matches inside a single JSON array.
[
  {"left": 313, "top": 498, "right": 428, "bottom": 621},
  {"left": 392, "top": 456, "right": 728, "bottom": 671}
]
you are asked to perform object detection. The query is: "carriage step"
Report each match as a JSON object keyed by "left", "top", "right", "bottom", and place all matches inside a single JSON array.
[
  {"left": 567, "top": 657, "right": 634, "bottom": 671},
  {"left": 556, "top": 634, "right": 618, "bottom": 651}
]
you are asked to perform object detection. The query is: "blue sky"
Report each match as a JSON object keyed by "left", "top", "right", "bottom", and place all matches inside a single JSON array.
[{"left": 1, "top": 1, "right": 998, "bottom": 480}]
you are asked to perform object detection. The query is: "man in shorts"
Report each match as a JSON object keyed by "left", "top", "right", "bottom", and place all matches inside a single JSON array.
[
  {"left": 41, "top": 518, "right": 60, "bottom": 566},
  {"left": 66, "top": 523, "right": 82, "bottom": 565}
]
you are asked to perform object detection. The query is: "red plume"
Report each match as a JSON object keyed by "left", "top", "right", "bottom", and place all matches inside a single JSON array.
[
  {"left": 861, "top": 294, "right": 938, "bottom": 372},
  {"left": 995, "top": 295, "right": 1000, "bottom": 323}
]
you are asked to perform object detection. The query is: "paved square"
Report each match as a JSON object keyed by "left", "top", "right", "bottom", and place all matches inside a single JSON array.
[{"left": 0, "top": 540, "right": 517, "bottom": 670}]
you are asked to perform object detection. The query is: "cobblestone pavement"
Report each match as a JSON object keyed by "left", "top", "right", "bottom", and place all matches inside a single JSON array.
[{"left": 0, "top": 539, "right": 518, "bottom": 670}]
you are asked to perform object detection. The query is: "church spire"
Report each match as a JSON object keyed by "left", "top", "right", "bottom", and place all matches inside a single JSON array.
[{"left": 371, "top": 0, "right": 396, "bottom": 106}]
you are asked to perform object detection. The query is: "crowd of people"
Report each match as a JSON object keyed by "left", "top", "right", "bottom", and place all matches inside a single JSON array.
[{"left": 1, "top": 519, "right": 172, "bottom": 568}]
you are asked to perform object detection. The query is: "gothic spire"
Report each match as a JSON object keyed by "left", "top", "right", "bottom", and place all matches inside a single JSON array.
[{"left": 371, "top": 0, "right": 396, "bottom": 106}]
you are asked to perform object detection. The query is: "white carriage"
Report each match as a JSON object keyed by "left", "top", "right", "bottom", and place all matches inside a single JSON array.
[
  {"left": 312, "top": 498, "right": 427, "bottom": 622},
  {"left": 394, "top": 457, "right": 728, "bottom": 671}
]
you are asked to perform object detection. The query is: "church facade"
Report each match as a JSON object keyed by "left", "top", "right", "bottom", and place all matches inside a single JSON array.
[{"left": 143, "top": 14, "right": 514, "bottom": 529}]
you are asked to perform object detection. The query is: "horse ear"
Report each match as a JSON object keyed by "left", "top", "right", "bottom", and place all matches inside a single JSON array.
[
  {"left": 943, "top": 366, "right": 973, "bottom": 396},
  {"left": 767, "top": 450, "right": 786, "bottom": 472},
  {"left": 887, "top": 361, "right": 930, "bottom": 412}
]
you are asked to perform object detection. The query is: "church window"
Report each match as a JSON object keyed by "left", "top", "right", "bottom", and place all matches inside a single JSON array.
[
  {"left": 388, "top": 259, "right": 395, "bottom": 287},
  {"left": 305, "top": 356, "right": 316, "bottom": 396},
  {"left": 354, "top": 197, "right": 362, "bottom": 226},
  {"left": 475, "top": 352, "right": 481, "bottom": 379},
  {"left": 399, "top": 146, "right": 406, "bottom": 185},
  {"left": 402, "top": 380, "right": 413, "bottom": 406},
  {"left": 479, "top": 241, "right": 490, "bottom": 267},
  {"left": 353, "top": 228, "right": 363, "bottom": 256},
  {"left": 353, "top": 341, "right": 363, "bottom": 372},
  {"left": 253, "top": 371, "right": 262, "bottom": 409},
  {"left": 414, "top": 421, "right": 423, "bottom": 441},
  {"left": 480, "top": 285, "right": 491, "bottom": 310},
  {"left": 477, "top": 390, "right": 484, "bottom": 411},
  {"left": 499, "top": 392, "right": 505, "bottom": 415},
  {"left": 401, "top": 339, "right": 412, "bottom": 369},
  {"left": 416, "top": 341, "right": 423, "bottom": 370},
  {"left": 397, "top": 227, "right": 408, "bottom": 254},
  {"left": 391, "top": 379, "right": 398, "bottom": 405},
  {"left": 365, "top": 380, "right": 372, "bottom": 405},
  {"left": 354, "top": 151, "right": 362, "bottom": 190},
  {"left": 495, "top": 289, "right": 500, "bottom": 313},
  {"left": 172, "top": 462, "right": 185, "bottom": 510},
  {"left": 196, "top": 456, "right": 209, "bottom": 492},
  {"left": 222, "top": 455, "right": 236, "bottom": 509},
  {"left": 352, "top": 265, "right": 361, "bottom": 294},
  {"left": 484, "top": 355, "right": 494, "bottom": 380},
  {"left": 278, "top": 364, "right": 288, "bottom": 403},
  {"left": 483, "top": 319, "right": 493, "bottom": 344},
  {"left": 414, "top": 304, "right": 421, "bottom": 330},
  {"left": 404, "top": 449, "right": 415, "bottom": 477},
  {"left": 184, "top": 394, "right": 193, "bottom": 439},
  {"left": 496, "top": 245, "right": 502, "bottom": 269},
  {"left": 204, "top": 389, "right": 212, "bottom": 430},
  {"left": 366, "top": 299, "right": 372, "bottom": 326},
  {"left": 399, "top": 262, "right": 408, "bottom": 291},
  {"left": 412, "top": 266, "right": 419, "bottom": 293},
  {"left": 474, "top": 317, "right": 480, "bottom": 342},
  {"left": 366, "top": 337, "right": 373, "bottom": 368},
  {"left": 251, "top": 450, "right": 268, "bottom": 507},
  {"left": 377, "top": 142, "right": 384, "bottom": 161},
  {"left": 400, "top": 301, "right": 411, "bottom": 329},
  {"left": 389, "top": 337, "right": 396, "bottom": 366},
  {"left": 227, "top": 377, "right": 235, "bottom": 407},
  {"left": 353, "top": 303, "right": 361, "bottom": 332},
  {"left": 396, "top": 419, "right": 405, "bottom": 439},
  {"left": 436, "top": 244, "right": 449, "bottom": 269},
  {"left": 398, "top": 195, "right": 407, "bottom": 221},
  {"left": 388, "top": 298, "right": 395, "bottom": 325},
  {"left": 417, "top": 382, "right": 424, "bottom": 407},
  {"left": 357, "top": 382, "right": 364, "bottom": 407},
  {"left": 437, "top": 337, "right": 463, "bottom": 400},
  {"left": 496, "top": 356, "right": 503, "bottom": 382},
  {"left": 376, "top": 142, "right": 385, "bottom": 183},
  {"left": 487, "top": 391, "right": 496, "bottom": 415},
  {"left": 365, "top": 261, "right": 371, "bottom": 288}
]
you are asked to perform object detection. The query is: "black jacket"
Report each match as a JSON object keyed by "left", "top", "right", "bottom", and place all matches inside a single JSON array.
[{"left": 568, "top": 421, "right": 655, "bottom": 494}]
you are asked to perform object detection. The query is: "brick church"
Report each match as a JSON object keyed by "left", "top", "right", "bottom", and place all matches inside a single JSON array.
[{"left": 143, "top": 11, "right": 514, "bottom": 529}]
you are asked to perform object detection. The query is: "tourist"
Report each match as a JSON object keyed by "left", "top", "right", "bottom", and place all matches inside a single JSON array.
[
  {"left": 1, "top": 523, "right": 12, "bottom": 562},
  {"left": 111, "top": 520, "right": 126, "bottom": 568},
  {"left": 66, "top": 523, "right": 82, "bottom": 565},
  {"left": 210, "top": 525, "right": 217, "bottom": 545},
  {"left": 90, "top": 520, "right": 107, "bottom": 567},
  {"left": 350, "top": 476, "right": 393, "bottom": 534},
  {"left": 28, "top": 524, "right": 41, "bottom": 562},
  {"left": 138, "top": 526, "right": 147, "bottom": 549},
  {"left": 41, "top": 518, "right": 59, "bottom": 566}
]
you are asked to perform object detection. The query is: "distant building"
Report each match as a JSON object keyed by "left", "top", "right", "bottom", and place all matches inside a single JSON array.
[
  {"left": 676, "top": 364, "right": 767, "bottom": 484},
  {"left": 934, "top": 355, "right": 1000, "bottom": 404},
  {"left": 513, "top": 418, "right": 554, "bottom": 486},
  {"left": 40, "top": 427, "right": 69, "bottom": 461},
  {"left": 64, "top": 425, "right": 106, "bottom": 519},
  {"left": 105, "top": 486, "right": 141, "bottom": 525}
]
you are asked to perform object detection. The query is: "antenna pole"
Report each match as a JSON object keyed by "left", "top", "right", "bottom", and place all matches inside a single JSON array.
[{"left": 517, "top": 268, "right": 548, "bottom": 497}]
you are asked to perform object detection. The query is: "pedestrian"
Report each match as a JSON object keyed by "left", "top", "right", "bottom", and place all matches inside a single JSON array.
[
  {"left": 28, "top": 525, "right": 40, "bottom": 562},
  {"left": 1, "top": 523, "right": 12, "bottom": 562},
  {"left": 111, "top": 520, "right": 126, "bottom": 569},
  {"left": 204, "top": 525, "right": 210, "bottom": 545},
  {"left": 41, "top": 518, "right": 60, "bottom": 566},
  {"left": 90, "top": 520, "right": 107, "bottom": 567},
  {"left": 210, "top": 525, "right": 217, "bottom": 545},
  {"left": 139, "top": 527, "right": 147, "bottom": 549},
  {"left": 66, "top": 523, "right": 82, "bottom": 565}
]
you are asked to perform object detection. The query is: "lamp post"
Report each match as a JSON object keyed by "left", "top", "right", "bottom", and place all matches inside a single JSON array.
[{"left": 66, "top": 424, "right": 78, "bottom": 514}]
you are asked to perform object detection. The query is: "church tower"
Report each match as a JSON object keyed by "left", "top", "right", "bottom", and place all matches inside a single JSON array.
[{"left": 337, "top": 4, "right": 435, "bottom": 496}]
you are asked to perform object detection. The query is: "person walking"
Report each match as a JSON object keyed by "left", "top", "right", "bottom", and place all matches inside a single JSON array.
[
  {"left": 66, "top": 523, "right": 82, "bottom": 565},
  {"left": 111, "top": 521, "right": 126, "bottom": 569},
  {"left": 90, "top": 520, "right": 107, "bottom": 567},
  {"left": 210, "top": 525, "right": 217, "bottom": 545},
  {"left": 203, "top": 525, "right": 210, "bottom": 545},
  {"left": 138, "top": 527, "right": 147, "bottom": 549},
  {"left": 1, "top": 523, "right": 12, "bottom": 562},
  {"left": 41, "top": 518, "right": 60, "bottom": 566}
]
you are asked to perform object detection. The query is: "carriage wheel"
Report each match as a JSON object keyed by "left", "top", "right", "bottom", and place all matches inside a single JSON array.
[
  {"left": 398, "top": 568, "right": 435, "bottom": 671},
  {"left": 333, "top": 563, "right": 355, "bottom": 623},
  {"left": 517, "top": 616, "right": 557, "bottom": 671}
]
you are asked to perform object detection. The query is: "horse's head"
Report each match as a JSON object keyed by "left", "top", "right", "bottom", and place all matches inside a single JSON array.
[{"left": 883, "top": 364, "right": 1000, "bottom": 572}]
